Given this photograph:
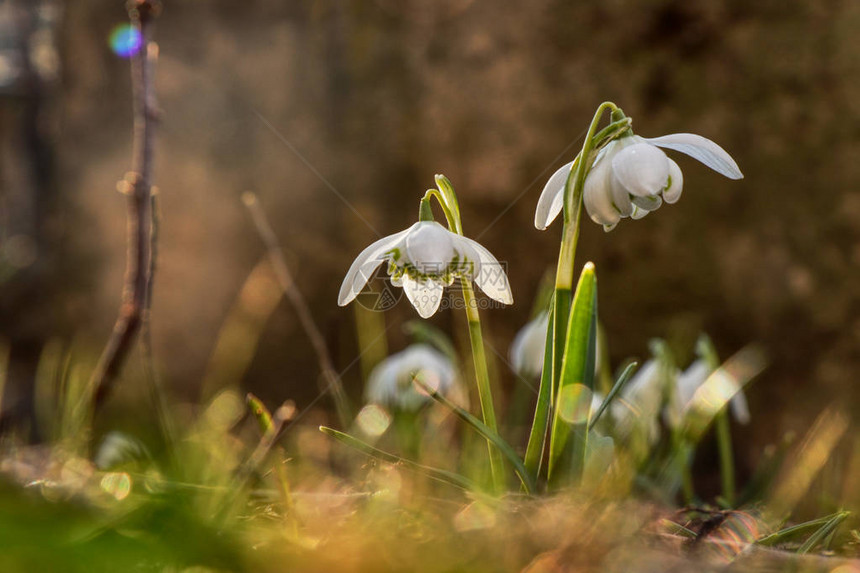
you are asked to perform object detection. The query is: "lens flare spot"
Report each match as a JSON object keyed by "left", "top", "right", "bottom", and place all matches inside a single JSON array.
[
  {"left": 109, "top": 24, "right": 142, "bottom": 58},
  {"left": 356, "top": 404, "right": 392, "bottom": 437},
  {"left": 100, "top": 472, "right": 132, "bottom": 501},
  {"left": 557, "top": 383, "right": 593, "bottom": 425}
]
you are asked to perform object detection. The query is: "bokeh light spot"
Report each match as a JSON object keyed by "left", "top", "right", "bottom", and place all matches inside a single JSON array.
[
  {"left": 557, "top": 383, "right": 593, "bottom": 425},
  {"left": 356, "top": 404, "right": 392, "bottom": 437},
  {"left": 100, "top": 472, "right": 132, "bottom": 501},
  {"left": 109, "top": 24, "right": 142, "bottom": 58}
]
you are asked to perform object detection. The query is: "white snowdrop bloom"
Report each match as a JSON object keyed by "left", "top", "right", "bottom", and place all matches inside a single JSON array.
[
  {"left": 509, "top": 312, "right": 550, "bottom": 378},
  {"left": 535, "top": 132, "right": 743, "bottom": 231},
  {"left": 665, "top": 359, "right": 751, "bottom": 427},
  {"left": 611, "top": 360, "right": 667, "bottom": 444},
  {"left": 365, "top": 344, "right": 458, "bottom": 411},
  {"left": 338, "top": 221, "right": 513, "bottom": 318}
]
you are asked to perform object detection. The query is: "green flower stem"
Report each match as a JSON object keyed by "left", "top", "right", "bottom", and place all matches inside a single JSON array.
[
  {"left": 674, "top": 430, "right": 696, "bottom": 504},
  {"left": 424, "top": 181, "right": 505, "bottom": 492},
  {"left": 715, "top": 409, "right": 736, "bottom": 506},
  {"left": 699, "top": 335, "right": 736, "bottom": 507},
  {"left": 558, "top": 101, "right": 620, "bottom": 287},
  {"left": 550, "top": 102, "right": 621, "bottom": 416},
  {"left": 524, "top": 103, "right": 629, "bottom": 486},
  {"left": 462, "top": 279, "right": 506, "bottom": 492},
  {"left": 423, "top": 189, "right": 457, "bottom": 228}
]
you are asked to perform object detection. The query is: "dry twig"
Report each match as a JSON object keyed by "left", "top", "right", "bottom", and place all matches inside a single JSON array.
[
  {"left": 242, "top": 192, "right": 352, "bottom": 427},
  {"left": 90, "top": 0, "right": 161, "bottom": 411}
]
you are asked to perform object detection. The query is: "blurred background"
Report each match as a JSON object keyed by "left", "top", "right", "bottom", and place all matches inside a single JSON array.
[{"left": 0, "top": 0, "right": 858, "bottom": 485}]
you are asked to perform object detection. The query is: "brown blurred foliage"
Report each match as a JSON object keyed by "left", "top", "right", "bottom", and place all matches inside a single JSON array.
[{"left": 2, "top": 0, "right": 859, "bottom": 468}]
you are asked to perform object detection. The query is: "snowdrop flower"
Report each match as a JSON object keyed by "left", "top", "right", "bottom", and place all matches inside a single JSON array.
[
  {"left": 365, "top": 344, "right": 458, "bottom": 411},
  {"left": 611, "top": 360, "right": 669, "bottom": 445},
  {"left": 665, "top": 359, "right": 750, "bottom": 428},
  {"left": 509, "top": 312, "right": 550, "bottom": 378},
  {"left": 535, "top": 132, "right": 743, "bottom": 231},
  {"left": 338, "top": 220, "right": 513, "bottom": 319}
]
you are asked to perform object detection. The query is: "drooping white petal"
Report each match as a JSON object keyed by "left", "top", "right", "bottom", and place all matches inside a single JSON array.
[
  {"left": 452, "top": 236, "right": 481, "bottom": 281},
  {"left": 608, "top": 171, "right": 634, "bottom": 217},
  {"left": 583, "top": 148, "right": 622, "bottom": 228},
  {"left": 631, "top": 194, "right": 663, "bottom": 212},
  {"left": 663, "top": 158, "right": 684, "bottom": 204},
  {"left": 534, "top": 161, "right": 573, "bottom": 230},
  {"left": 730, "top": 390, "right": 751, "bottom": 425},
  {"left": 402, "top": 275, "right": 444, "bottom": 318},
  {"left": 677, "top": 360, "right": 709, "bottom": 406},
  {"left": 645, "top": 133, "right": 743, "bottom": 180},
  {"left": 459, "top": 236, "right": 513, "bottom": 305},
  {"left": 630, "top": 205, "right": 650, "bottom": 220},
  {"left": 611, "top": 143, "right": 671, "bottom": 198},
  {"left": 404, "top": 222, "right": 456, "bottom": 275},
  {"left": 338, "top": 228, "right": 411, "bottom": 306},
  {"left": 509, "top": 312, "right": 549, "bottom": 377}
]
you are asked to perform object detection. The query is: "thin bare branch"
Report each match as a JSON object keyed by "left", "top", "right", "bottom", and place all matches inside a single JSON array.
[
  {"left": 90, "top": 0, "right": 161, "bottom": 411},
  {"left": 242, "top": 191, "right": 352, "bottom": 427}
]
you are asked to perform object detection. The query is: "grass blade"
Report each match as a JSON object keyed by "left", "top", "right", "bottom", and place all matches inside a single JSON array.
[
  {"left": 247, "top": 393, "right": 275, "bottom": 435},
  {"left": 414, "top": 379, "right": 536, "bottom": 494},
  {"left": 797, "top": 510, "right": 850, "bottom": 554},
  {"left": 523, "top": 300, "right": 556, "bottom": 485},
  {"left": 320, "top": 426, "right": 478, "bottom": 492},
  {"left": 768, "top": 406, "right": 849, "bottom": 519},
  {"left": 588, "top": 361, "right": 638, "bottom": 431},
  {"left": 756, "top": 511, "right": 849, "bottom": 548}
]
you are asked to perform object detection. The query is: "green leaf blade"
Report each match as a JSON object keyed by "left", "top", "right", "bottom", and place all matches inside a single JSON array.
[{"left": 548, "top": 262, "right": 598, "bottom": 482}]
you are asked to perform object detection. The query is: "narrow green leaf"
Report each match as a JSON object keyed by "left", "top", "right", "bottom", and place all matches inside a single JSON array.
[
  {"left": 756, "top": 511, "right": 850, "bottom": 550},
  {"left": 414, "top": 379, "right": 536, "bottom": 494},
  {"left": 660, "top": 519, "right": 697, "bottom": 539},
  {"left": 319, "top": 426, "right": 477, "bottom": 491},
  {"left": 548, "top": 262, "right": 598, "bottom": 480},
  {"left": 434, "top": 174, "right": 462, "bottom": 234},
  {"left": 523, "top": 300, "right": 555, "bottom": 484},
  {"left": 247, "top": 393, "right": 274, "bottom": 435},
  {"left": 797, "top": 511, "right": 850, "bottom": 554},
  {"left": 551, "top": 288, "right": 571, "bottom": 405},
  {"left": 588, "top": 361, "right": 638, "bottom": 431}
]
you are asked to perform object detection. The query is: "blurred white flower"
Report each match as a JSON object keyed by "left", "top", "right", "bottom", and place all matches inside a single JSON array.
[
  {"left": 590, "top": 391, "right": 605, "bottom": 425},
  {"left": 665, "top": 359, "right": 751, "bottom": 428},
  {"left": 365, "top": 344, "right": 458, "bottom": 411},
  {"left": 535, "top": 132, "right": 743, "bottom": 231},
  {"left": 611, "top": 360, "right": 669, "bottom": 445},
  {"left": 509, "top": 312, "right": 550, "bottom": 378},
  {"left": 338, "top": 221, "right": 513, "bottom": 318}
]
